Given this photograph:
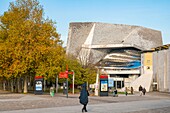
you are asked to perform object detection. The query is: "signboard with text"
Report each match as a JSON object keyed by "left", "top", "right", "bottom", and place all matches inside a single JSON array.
[
  {"left": 99, "top": 74, "right": 108, "bottom": 96},
  {"left": 59, "top": 72, "right": 68, "bottom": 78},
  {"left": 35, "top": 81, "right": 42, "bottom": 91},
  {"left": 34, "top": 76, "right": 43, "bottom": 95}
]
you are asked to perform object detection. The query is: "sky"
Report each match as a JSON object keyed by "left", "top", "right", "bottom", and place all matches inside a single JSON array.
[{"left": 0, "top": 0, "right": 170, "bottom": 46}]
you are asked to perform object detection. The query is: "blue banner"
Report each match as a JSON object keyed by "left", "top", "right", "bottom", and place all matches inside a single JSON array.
[{"left": 108, "top": 79, "right": 114, "bottom": 87}]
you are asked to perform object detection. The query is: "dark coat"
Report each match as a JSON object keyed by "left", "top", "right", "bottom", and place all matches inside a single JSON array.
[
  {"left": 139, "top": 85, "right": 143, "bottom": 91},
  {"left": 142, "top": 88, "right": 146, "bottom": 93},
  {"left": 79, "top": 83, "right": 89, "bottom": 105}
]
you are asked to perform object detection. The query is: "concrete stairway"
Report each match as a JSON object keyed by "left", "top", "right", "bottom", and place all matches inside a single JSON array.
[{"left": 129, "top": 74, "right": 153, "bottom": 92}]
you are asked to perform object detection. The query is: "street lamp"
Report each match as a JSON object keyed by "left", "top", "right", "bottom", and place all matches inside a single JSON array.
[{"left": 72, "top": 70, "right": 75, "bottom": 94}]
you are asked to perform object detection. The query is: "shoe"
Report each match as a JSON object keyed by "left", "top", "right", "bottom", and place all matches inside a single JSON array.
[
  {"left": 82, "top": 108, "right": 84, "bottom": 112},
  {"left": 85, "top": 109, "right": 88, "bottom": 112}
]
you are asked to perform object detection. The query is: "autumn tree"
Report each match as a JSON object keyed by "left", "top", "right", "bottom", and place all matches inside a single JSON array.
[{"left": 0, "top": 0, "right": 65, "bottom": 93}]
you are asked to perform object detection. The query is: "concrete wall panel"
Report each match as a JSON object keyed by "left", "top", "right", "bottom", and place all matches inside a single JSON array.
[
  {"left": 153, "top": 52, "right": 158, "bottom": 82},
  {"left": 167, "top": 48, "right": 170, "bottom": 92},
  {"left": 158, "top": 51, "right": 165, "bottom": 91}
]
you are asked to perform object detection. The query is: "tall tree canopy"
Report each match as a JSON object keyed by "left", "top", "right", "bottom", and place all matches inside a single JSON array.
[
  {"left": 0, "top": 0, "right": 64, "bottom": 80},
  {"left": 0, "top": 0, "right": 96, "bottom": 93}
]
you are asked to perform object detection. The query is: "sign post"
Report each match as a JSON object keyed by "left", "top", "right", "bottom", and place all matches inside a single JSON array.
[
  {"left": 59, "top": 65, "right": 75, "bottom": 97},
  {"left": 65, "top": 70, "right": 68, "bottom": 98},
  {"left": 56, "top": 76, "right": 58, "bottom": 93},
  {"left": 72, "top": 70, "right": 75, "bottom": 94},
  {"left": 59, "top": 71, "right": 68, "bottom": 98},
  {"left": 68, "top": 70, "right": 74, "bottom": 94}
]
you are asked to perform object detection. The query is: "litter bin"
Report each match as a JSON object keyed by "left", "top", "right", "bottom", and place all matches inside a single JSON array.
[{"left": 50, "top": 87, "right": 55, "bottom": 97}]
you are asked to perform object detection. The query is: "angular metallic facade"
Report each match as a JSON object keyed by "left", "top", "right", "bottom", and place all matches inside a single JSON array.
[
  {"left": 66, "top": 22, "right": 163, "bottom": 70},
  {"left": 66, "top": 22, "right": 163, "bottom": 93}
]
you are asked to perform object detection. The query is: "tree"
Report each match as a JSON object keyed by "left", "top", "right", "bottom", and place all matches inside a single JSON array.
[
  {"left": 75, "top": 47, "right": 95, "bottom": 68},
  {"left": 66, "top": 53, "right": 96, "bottom": 86},
  {"left": 0, "top": 0, "right": 64, "bottom": 93}
]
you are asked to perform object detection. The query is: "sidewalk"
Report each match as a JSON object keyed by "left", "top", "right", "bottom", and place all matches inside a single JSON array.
[
  {"left": 0, "top": 91, "right": 170, "bottom": 113},
  {"left": 1, "top": 99, "right": 170, "bottom": 113}
]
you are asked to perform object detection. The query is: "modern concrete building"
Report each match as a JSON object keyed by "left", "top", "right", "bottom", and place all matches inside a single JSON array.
[
  {"left": 140, "top": 44, "right": 170, "bottom": 92},
  {"left": 66, "top": 22, "right": 163, "bottom": 95}
]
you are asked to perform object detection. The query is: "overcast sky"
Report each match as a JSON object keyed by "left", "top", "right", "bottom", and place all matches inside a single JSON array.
[{"left": 1, "top": 0, "right": 170, "bottom": 46}]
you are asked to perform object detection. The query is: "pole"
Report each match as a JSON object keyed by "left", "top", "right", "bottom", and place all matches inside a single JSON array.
[
  {"left": 66, "top": 65, "right": 68, "bottom": 98},
  {"left": 44, "top": 79, "right": 46, "bottom": 92},
  {"left": 72, "top": 70, "right": 75, "bottom": 94},
  {"left": 56, "top": 75, "right": 58, "bottom": 93},
  {"left": 116, "top": 75, "right": 117, "bottom": 89},
  {"left": 95, "top": 68, "right": 99, "bottom": 96},
  {"left": 66, "top": 78, "right": 68, "bottom": 98}
]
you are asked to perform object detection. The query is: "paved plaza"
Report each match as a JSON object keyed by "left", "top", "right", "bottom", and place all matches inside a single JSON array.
[{"left": 0, "top": 91, "right": 170, "bottom": 113}]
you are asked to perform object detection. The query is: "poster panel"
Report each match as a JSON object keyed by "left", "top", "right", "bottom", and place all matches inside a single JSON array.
[
  {"left": 100, "top": 80, "right": 108, "bottom": 91},
  {"left": 35, "top": 81, "right": 42, "bottom": 91}
]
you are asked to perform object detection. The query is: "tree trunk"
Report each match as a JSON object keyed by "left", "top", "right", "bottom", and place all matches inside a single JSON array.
[
  {"left": 8, "top": 81, "right": 10, "bottom": 91},
  {"left": 17, "top": 78, "right": 22, "bottom": 93},
  {"left": 13, "top": 78, "right": 17, "bottom": 92},
  {"left": 3, "top": 81, "right": 6, "bottom": 90},
  {"left": 44, "top": 79, "right": 46, "bottom": 92},
  {"left": 23, "top": 76, "right": 28, "bottom": 93},
  {"left": 11, "top": 80, "right": 14, "bottom": 92}
]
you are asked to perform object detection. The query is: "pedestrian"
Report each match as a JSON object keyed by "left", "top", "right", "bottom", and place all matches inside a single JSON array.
[
  {"left": 113, "top": 88, "right": 118, "bottom": 97},
  {"left": 125, "top": 87, "right": 128, "bottom": 96},
  {"left": 79, "top": 83, "right": 89, "bottom": 112},
  {"left": 142, "top": 87, "right": 146, "bottom": 95},
  {"left": 139, "top": 85, "right": 143, "bottom": 96},
  {"left": 131, "top": 87, "right": 134, "bottom": 94}
]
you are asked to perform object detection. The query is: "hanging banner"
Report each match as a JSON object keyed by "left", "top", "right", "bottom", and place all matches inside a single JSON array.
[{"left": 108, "top": 79, "right": 114, "bottom": 87}]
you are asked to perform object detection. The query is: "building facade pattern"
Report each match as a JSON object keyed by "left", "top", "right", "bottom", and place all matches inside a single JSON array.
[
  {"left": 66, "top": 22, "right": 162, "bottom": 70},
  {"left": 66, "top": 22, "right": 163, "bottom": 93}
]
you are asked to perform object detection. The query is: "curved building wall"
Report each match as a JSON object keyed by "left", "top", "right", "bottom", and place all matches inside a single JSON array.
[{"left": 100, "top": 48, "right": 141, "bottom": 69}]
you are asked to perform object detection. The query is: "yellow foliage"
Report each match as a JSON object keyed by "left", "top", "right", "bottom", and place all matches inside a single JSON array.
[{"left": 0, "top": 0, "right": 65, "bottom": 79}]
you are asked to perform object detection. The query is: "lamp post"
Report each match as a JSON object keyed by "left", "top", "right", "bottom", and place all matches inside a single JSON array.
[
  {"left": 72, "top": 70, "right": 75, "bottom": 94},
  {"left": 65, "top": 70, "right": 68, "bottom": 98},
  {"left": 95, "top": 68, "right": 99, "bottom": 96},
  {"left": 56, "top": 75, "right": 58, "bottom": 93}
]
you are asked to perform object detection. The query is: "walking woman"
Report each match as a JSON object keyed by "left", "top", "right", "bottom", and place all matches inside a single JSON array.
[{"left": 79, "top": 83, "right": 89, "bottom": 112}]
